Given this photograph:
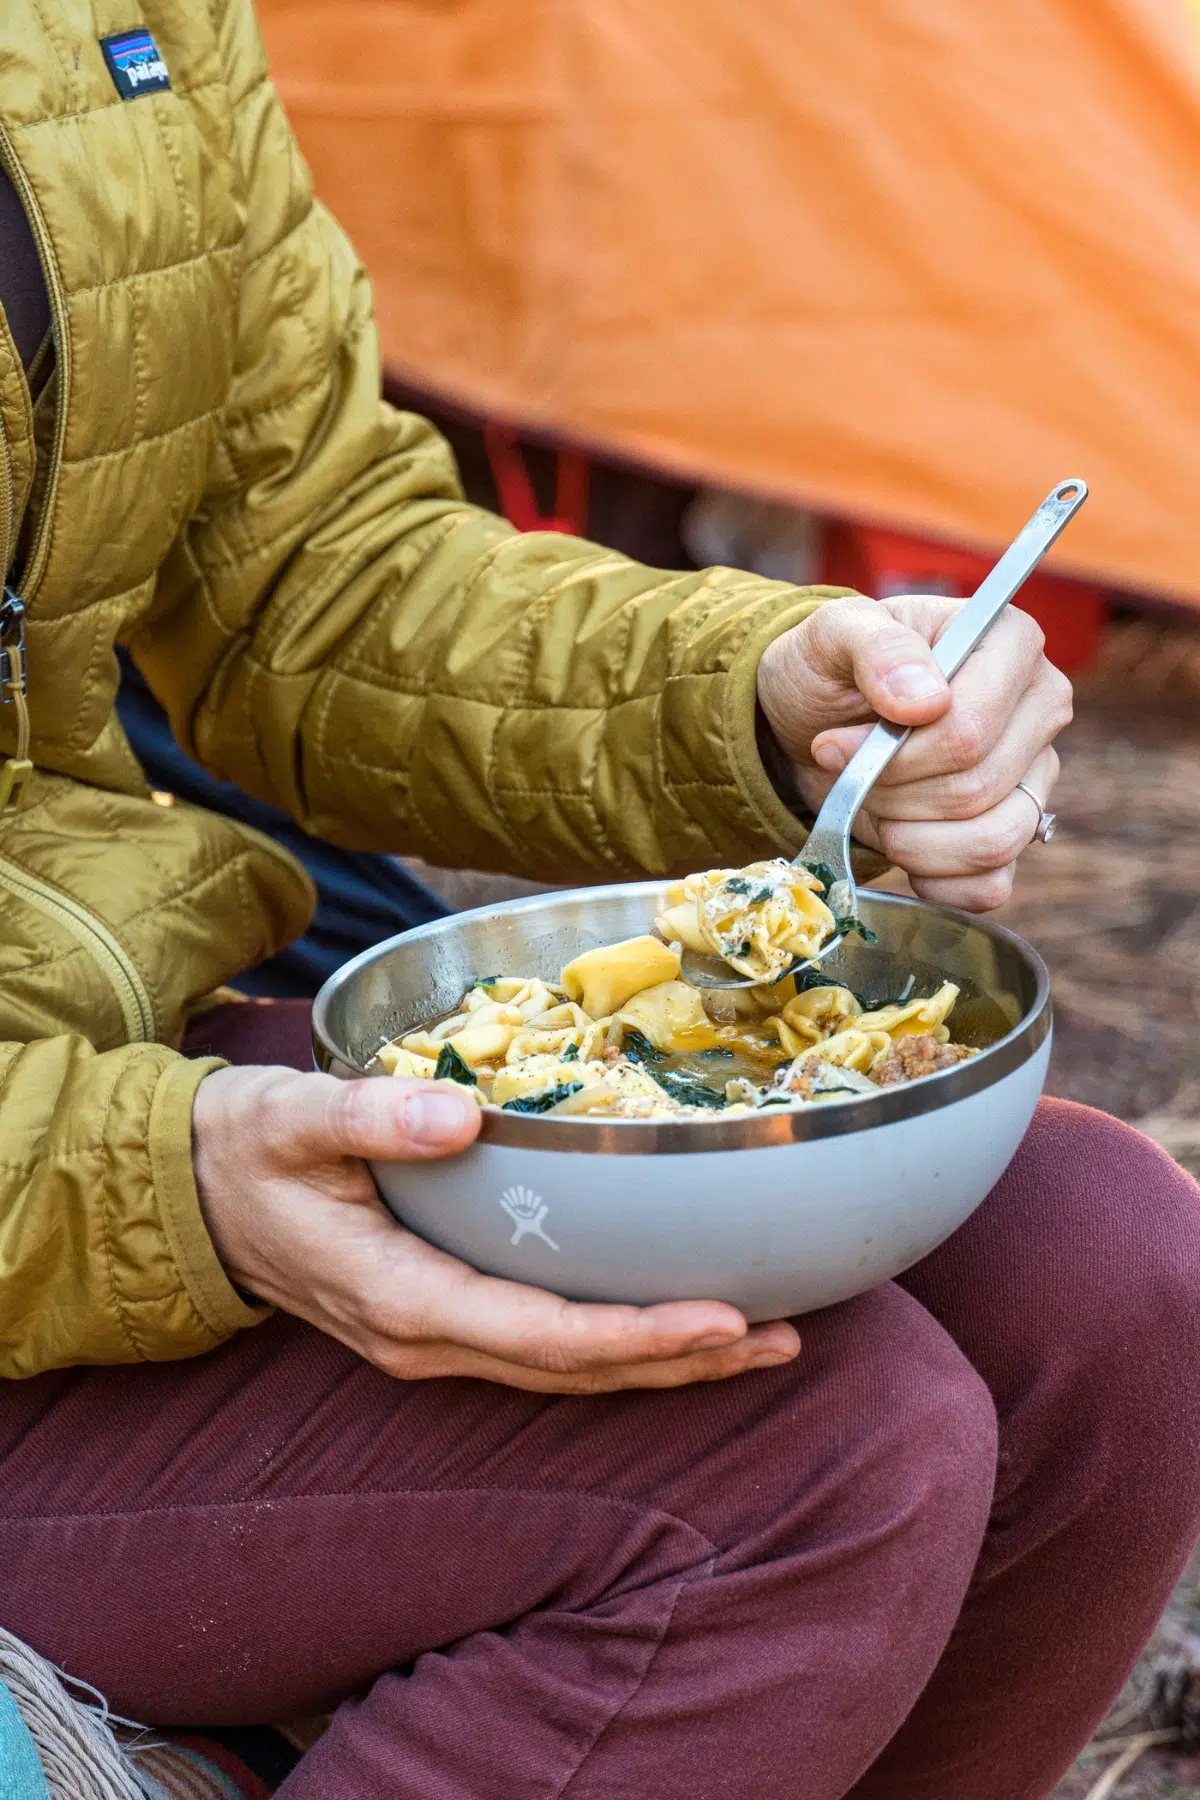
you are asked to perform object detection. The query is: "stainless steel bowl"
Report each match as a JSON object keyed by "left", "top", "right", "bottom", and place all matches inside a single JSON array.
[{"left": 313, "top": 885, "right": 1051, "bottom": 1320}]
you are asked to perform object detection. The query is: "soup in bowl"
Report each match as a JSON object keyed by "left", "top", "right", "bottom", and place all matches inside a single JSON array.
[{"left": 312, "top": 883, "right": 1050, "bottom": 1321}]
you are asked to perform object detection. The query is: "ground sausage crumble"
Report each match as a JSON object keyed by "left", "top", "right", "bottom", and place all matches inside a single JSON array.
[{"left": 871, "top": 1035, "right": 974, "bottom": 1087}]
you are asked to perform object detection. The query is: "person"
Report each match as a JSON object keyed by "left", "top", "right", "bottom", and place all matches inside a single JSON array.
[{"left": 0, "top": 6, "right": 1198, "bottom": 1797}]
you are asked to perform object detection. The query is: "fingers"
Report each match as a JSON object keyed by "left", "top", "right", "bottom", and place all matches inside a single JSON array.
[
  {"left": 906, "top": 867, "right": 1019, "bottom": 913},
  {"left": 356, "top": 1225, "right": 800, "bottom": 1375},
  {"left": 861, "top": 745, "right": 1058, "bottom": 912},
  {"left": 407, "top": 1260, "right": 756, "bottom": 1370},
  {"left": 865, "top": 726, "right": 1061, "bottom": 825},
  {"left": 869, "top": 747, "right": 1057, "bottom": 875},
  {"left": 884, "top": 626, "right": 1068, "bottom": 789},
  {"left": 273, "top": 1074, "right": 483, "bottom": 1167},
  {"left": 811, "top": 607, "right": 1060, "bottom": 780},
  {"left": 262, "top": 1178, "right": 802, "bottom": 1392},
  {"left": 364, "top": 1322, "right": 801, "bottom": 1392}
]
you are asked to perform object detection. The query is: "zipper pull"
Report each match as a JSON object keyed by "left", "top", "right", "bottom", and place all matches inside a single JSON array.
[
  {"left": 0, "top": 588, "right": 26, "bottom": 702},
  {"left": 0, "top": 588, "right": 31, "bottom": 811}
]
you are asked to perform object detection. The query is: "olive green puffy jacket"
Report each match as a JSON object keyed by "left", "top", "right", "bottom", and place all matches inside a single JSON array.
[{"left": 0, "top": 0, "right": 852, "bottom": 1377}]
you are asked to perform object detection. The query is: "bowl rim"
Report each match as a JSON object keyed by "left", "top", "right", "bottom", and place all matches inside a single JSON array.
[{"left": 312, "top": 885, "right": 1051, "bottom": 1156}]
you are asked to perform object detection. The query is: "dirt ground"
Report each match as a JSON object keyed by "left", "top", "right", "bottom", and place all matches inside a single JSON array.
[{"left": 408, "top": 615, "right": 1200, "bottom": 1800}]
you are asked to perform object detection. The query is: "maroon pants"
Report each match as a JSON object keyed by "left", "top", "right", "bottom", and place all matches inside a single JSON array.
[{"left": 1, "top": 1000, "right": 1198, "bottom": 1800}]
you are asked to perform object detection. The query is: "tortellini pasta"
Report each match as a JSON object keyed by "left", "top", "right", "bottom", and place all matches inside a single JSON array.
[
  {"left": 372, "top": 867, "right": 977, "bottom": 1120},
  {"left": 768, "top": 984, "right": 864, "bottom": 1058},
  {"left": 490, "top": 1054, "right": 608, "bottom": 1107},
  {"left": 561, "top": 937, "right": 680, "bottom": 1018},
  {"left": 655, "top": 859, "right": 837, "bottom": 984},
  {"left": 856, "top": 982, "right": 959, "bottom": 1040},
  {"left": 615, "top": 980, "right": 720, "bottom": 1054},
  {"left": 374, "top": 1043, "right": 437, "bottom": 1081}
]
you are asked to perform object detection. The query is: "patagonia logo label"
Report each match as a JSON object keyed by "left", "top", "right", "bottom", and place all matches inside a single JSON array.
[{"left": 100, "top": 27, "right": 171, "bottom": 100}]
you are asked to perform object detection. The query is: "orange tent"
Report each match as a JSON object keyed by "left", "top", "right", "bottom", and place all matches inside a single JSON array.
[{"left": 258, "top": 0, "right": 1200, "bottom": 605}]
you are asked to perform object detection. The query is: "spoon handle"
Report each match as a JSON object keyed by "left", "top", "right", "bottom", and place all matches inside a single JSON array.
[
  {"left": 925, "top": 479, "right": 1089, "bottom": 682},
  {"left": 801, "top": 478, "right": 1089, "bottom": 861}
]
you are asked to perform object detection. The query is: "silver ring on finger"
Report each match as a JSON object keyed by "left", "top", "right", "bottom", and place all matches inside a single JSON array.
[{"left": 1015, "top": 779, "right": 1057, "bottom": 845}]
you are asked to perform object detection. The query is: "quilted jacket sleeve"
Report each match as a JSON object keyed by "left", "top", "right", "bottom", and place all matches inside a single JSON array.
[
  {"left": 0, "top": 1038, "right": 264, "bottom": 1378},
  {"left": 134, "top": 0, "right": 862, "bottom": 884}
]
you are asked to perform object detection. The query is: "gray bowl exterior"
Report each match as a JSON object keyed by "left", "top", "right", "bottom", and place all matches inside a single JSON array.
[
  {"left": 370, "top": 1042, "right": 1048, "bottom": 1320},
  {"left": 313, "top": 883, "right": 1051, "bottom": 1320}
]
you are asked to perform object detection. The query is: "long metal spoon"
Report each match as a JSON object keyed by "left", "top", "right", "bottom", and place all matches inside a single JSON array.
[{"left": 682, "top": 477, "right": 1089, "bottom": 991}]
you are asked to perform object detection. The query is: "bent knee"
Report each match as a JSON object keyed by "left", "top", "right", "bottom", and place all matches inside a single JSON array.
[
  {"left": 792, "top": 1283, "right": 998, "bottom": 1530},
  {"left": 629, "top": 1283, "right": 998, "bottom": 1571},
  {"left": 926, "top": 1098, "right": 1200, "bottom": 1426},
  {"left": 1013, "top": 1099, "right": 1200, "bottom": 1324}
]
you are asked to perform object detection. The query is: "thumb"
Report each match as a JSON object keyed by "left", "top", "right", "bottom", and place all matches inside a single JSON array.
[
  {"left": 806, "top": 596, "right": 950, "bottom": 724},
  {"left": 760, "top": 596, "right": 950, "bottom": 764},
  {"left": 290, "top": 1072, "right": 482, "bottom": 1165}
]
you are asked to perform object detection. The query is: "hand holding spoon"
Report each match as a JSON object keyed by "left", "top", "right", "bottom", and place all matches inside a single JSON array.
[{"left": 681, "top": 478, "right": 1089, "bottom": 991}]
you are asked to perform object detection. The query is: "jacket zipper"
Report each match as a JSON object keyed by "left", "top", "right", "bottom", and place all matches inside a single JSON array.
[
  {"left": 0, "top": 133, "right": 154, "bottom": 1043},
  {"left": 0, "top": 402, "right": 14, "bottom": 588},
  {"left": 0, "top": 855, "right": 155, "bottom": 1042},
  {"left": 0, "top": 124, "right": 71, "bottom": 604}
]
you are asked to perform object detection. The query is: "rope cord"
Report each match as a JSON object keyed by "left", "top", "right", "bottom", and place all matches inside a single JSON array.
[
  {"left": 0, "top": 1628, "right": 157, "bottom": 1799},
  {"left": 12, "top": 689, "right": 28, "bottom": 762}
]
